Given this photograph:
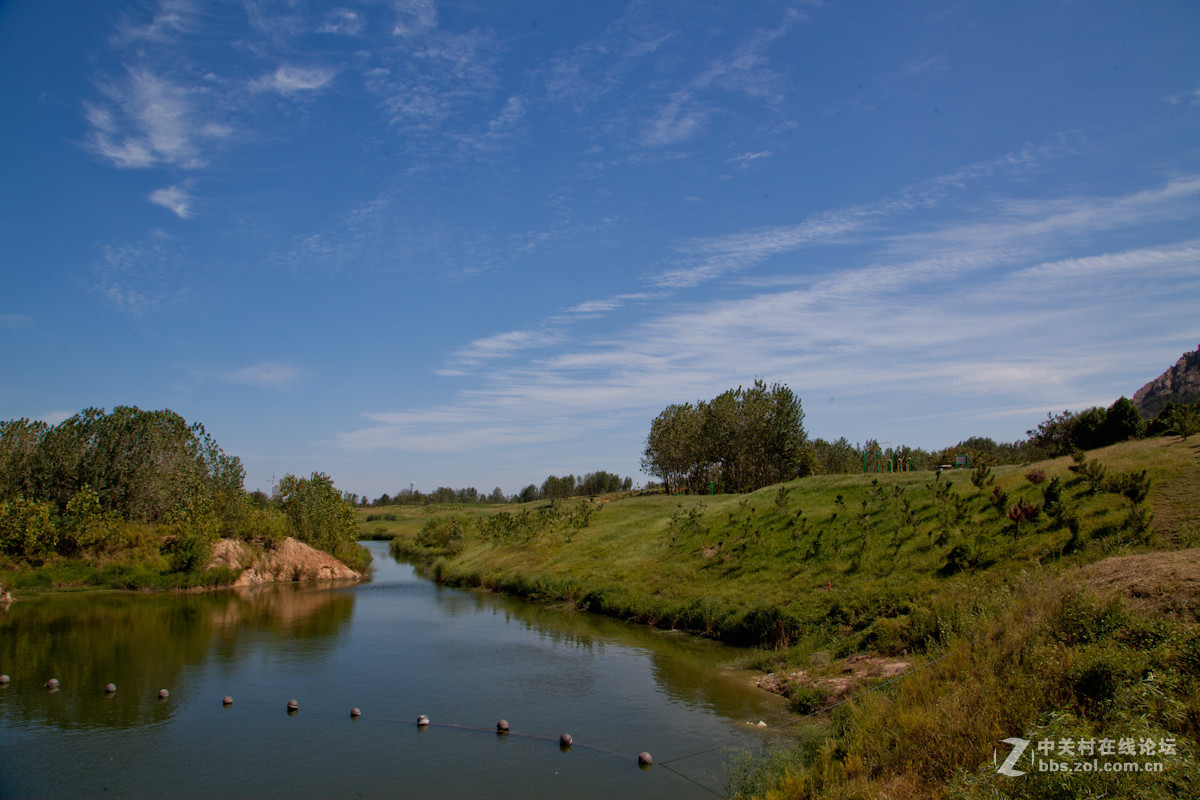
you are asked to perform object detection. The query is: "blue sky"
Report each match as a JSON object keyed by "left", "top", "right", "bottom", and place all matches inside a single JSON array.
[{"left": 2, "top": 1, "right": 1198, "bottom": 499}]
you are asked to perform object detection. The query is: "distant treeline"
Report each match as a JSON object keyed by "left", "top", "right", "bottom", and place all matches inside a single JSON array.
[
  {"left": 805, "top": 396, "right": 1196, "bottom": 476},
  {"left": 643, "top": 386, "right": 1200, "bottom": 491},
  {"left": 362, "top": 470, "right": 634, "bottom": 507},
  {"left": 0, "top": 406, "right": 365, "bottom": 574}
]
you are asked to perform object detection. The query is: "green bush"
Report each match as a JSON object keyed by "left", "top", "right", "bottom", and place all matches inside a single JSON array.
[{"left": 0, "top": 497, "right": 58, "bottom": 565}]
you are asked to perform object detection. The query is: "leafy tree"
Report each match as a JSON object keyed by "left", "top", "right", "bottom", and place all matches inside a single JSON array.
[
  {"left": 1165, "top": 403, "right": 1200, "bottom": 441},
  {"left": 641, "top": 402, "right": 708, "bottom": 494},
  {"left": 0, "top": 496, "right": 57, "bottom": 565},
  {"left": 1027, "top": 407, "right": 1110, "bottom": 456},
  {"left": 275, "top": 472, "right": 357, "bottom": 559},
  {"left": 164, "top": 494, "right": 220, "bottom": 572},
  {"left": 807, "top": 437, "right": 861, "bottom": 475},
  {"left": 541, "top": 474, "right": 576, "bottom": 500},
  {"left": 1103, "top": 396, "right": 1144, "bottom": 443},
  {"left": 642, "top": 381, "right": 806, "bottom": 493},
  {"left": 0, "top": 406, "right": 244, "bottom": 523}
]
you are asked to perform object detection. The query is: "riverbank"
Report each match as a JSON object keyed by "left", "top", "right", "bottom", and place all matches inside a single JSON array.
[
  {"left": 0, "top": 535, "right": 363, "bottom": 596},
  {"left": 375, "top": 437, "right": 1200, "bottom": 798}
]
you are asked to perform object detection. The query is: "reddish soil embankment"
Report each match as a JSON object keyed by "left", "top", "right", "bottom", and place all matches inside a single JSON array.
[{"left": 208, "top": 537, "right": 360, "bottom": 586}]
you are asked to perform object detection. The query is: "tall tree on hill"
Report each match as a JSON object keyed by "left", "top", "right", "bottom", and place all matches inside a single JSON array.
[
  {"left": 1103, "top": 396, "right": 1144, "bottom": 443},
  {"left": 643, "top": 381, "right": 806, "bottom": 493}
]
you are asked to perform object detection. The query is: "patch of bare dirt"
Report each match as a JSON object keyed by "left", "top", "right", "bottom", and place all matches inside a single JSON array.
[
  {"left": 208, "top": 537, "right": 360, "bottom": 587},
  {"left": 1082, "top": 547, "right": 1200, "bottom": 622},
  {"left": 754, "top": 654, "right": 914, "bottom": 705}
]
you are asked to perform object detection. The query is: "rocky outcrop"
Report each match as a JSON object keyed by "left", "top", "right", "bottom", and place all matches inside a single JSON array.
[
  {"left": 208, "top": 537, "right": 360, "bottom": 586},
  {"left": 1132, "top": 344, "right": 1200, "bottom": 419}
]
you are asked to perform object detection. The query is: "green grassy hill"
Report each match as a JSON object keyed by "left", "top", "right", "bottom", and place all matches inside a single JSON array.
[{"left": 366, "top": 437, "right": 1200, "bottom": 799}]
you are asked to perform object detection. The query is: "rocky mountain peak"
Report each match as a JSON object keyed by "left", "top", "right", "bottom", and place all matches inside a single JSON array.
[{"left": 1132, "top": 344, "right": 1200, "bottom": 418}]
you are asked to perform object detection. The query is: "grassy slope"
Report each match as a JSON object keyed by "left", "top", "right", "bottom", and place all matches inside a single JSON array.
[
  {"left": 378, "top": 439, "right": 1194, "bottom": 647},
  {"left": 369, "top": 437, "right": 1200, "bottom": 799}
]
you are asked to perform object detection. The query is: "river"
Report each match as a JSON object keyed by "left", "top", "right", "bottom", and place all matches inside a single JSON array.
[{"left": 0, "top": 541, "right": 787, "bottom": 799}]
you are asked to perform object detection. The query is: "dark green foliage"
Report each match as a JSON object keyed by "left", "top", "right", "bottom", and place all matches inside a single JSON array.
[
  {"left": 1069, "top": 451, "right": 1110, "bottom": 494},
  {"left": 970, "top": 462, "right": 994, "bottom": 491},
  {"left": 276, "top": 472, "right": 358, "bottom": 560},
  {"left": 642, "top": 380, "right": 806, "bottom": 493},
  {"left": 0, "top": 497, "right": 57, "bottom": 565},
  {"left": 939, "top": 542, "right": 979, "bottom": 576},
  {"left": 1104, "top": 396, "right": 1145, "bottom": 443},
  {"left": 1163, "top": 402, "right": 1200, "bottom": 440},
  {"left": 163, "top": 494, "right": 218, "bottom": 572},
  {"left": 1028, "top": 407, "right": 1110, "bottom": 456},
  {"left": 739, "top": 604, "right": 801, "bottom": 648},
  {"left": 371, "top": 470, "right": 633, "bottom": 506},
  {"left": 787, "top": 683, "right": 827, "bottom": 714},
  {"left": 1108, "top": 469, "right": 1152, "bottom": 505},
  {"left": 0, "top": 406, "right": 367, "bottom": 584},
  {"left": 416, "top": 515, "right": 466, "bottom": 554},
  {"left": 0, "top": 407, "right": 244, "bottom": 523}
]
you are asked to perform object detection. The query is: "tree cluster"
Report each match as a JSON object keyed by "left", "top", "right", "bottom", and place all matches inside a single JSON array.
[
  {"left": 0, "top": 406, "right": 360, "bottom": 571},
  {"left": 0, "top": 407, "right": 244, "bottom": 523},
  {"left": 1025, "top": 397, "right": 1146, "bottom": 458},
  {"left": 641, "top": 380, "right": 806, "bottom": 494}
]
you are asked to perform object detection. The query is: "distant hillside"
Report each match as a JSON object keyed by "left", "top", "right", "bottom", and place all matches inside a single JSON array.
[{"left": 1132, "top": 342, "right": 1200, "bottom": 418}]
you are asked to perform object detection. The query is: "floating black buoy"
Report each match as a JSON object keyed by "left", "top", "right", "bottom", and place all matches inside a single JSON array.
[
  {"left": 158, "top": 689, "right": 169, "bottom": 700},
  {"left": 350, "top": 707, "right": 361, "bottom": 718},
  {"left": 559, "top": 733, "right": 573, "bottom": 749},
  {"left": 105, "top": 683, "right": 117, "bottom": 694},
  {"left": 416, "top": 714, "right": 430, "bottom": 726},
  {"left": 223, "top": 696, "right": 233, "bottom": 706},
  {"left": 287, "top": 699, "right": 299, "bottom": 711},
  {"left": 46, "top": 678, "right": 60, "bottom": 690},
  {"left": 638, "top": 752, "right": 653, "bottom": 768},
  {"left": 496, "top": 719, "right": 509, "bottom": 733}
]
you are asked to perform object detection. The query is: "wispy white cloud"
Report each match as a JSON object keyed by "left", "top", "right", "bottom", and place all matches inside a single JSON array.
[
  {"left": 1165, "top": 88, "right": 1200, "bottom": 106},
  {"left": 641, "top": 89, "right": 708, "bottom": 147},
  {"left": 366, "top": 27, "right": 501, "bottom": 134},
  {"left": 455, "top": 95, "right": 526, "bottom": 152},
  {"left": 223, "top": 361, "right": 306, "bottom": 390},
  {"left": 110, "top": 0, "right": 194, "bottom": 45},
  {"left": 639, "top": 6, "right": 804, "bottom": 148},
  {"left": 541, "top": 3, "right": 676, "bottom": 107},
  {"left": 0, "top": 314, "right": 32, "bottom": 330},
  {"left": 84, "top": 67, "right": 226, "bottom": 169},
  {"left": 339, "top": 172, "right": 1200, "bottom": 459},
  {"left": 452, "top": 328, "right": 562, "bottom": 363},
  {"left": 651, "top": 211, "right": 867, "bottom": 288},
  {"left": 729, "top": 150, "right": 774, "bottom": 165},
  {"left": 255, "top": 65, "right": 337, "bottom": 94},
  {"left": 90, "top": 238, "right": 185, "bottom": 317},
  {"left": 392, "top": 0, "right": 438, "bottom": 37},
  {"left": 903, "top": 57, "right": 946, "bottom": 78},
  {"left": 318, "top": 8, "right": 365, "bottom": 36},
  {"left": 149, "top": 185, "right": 194, "bottom": 218}
]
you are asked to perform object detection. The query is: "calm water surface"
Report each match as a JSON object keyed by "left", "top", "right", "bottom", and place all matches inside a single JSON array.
[{"left": 0, "top": 542, "right": 786, "bottom": 799}]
